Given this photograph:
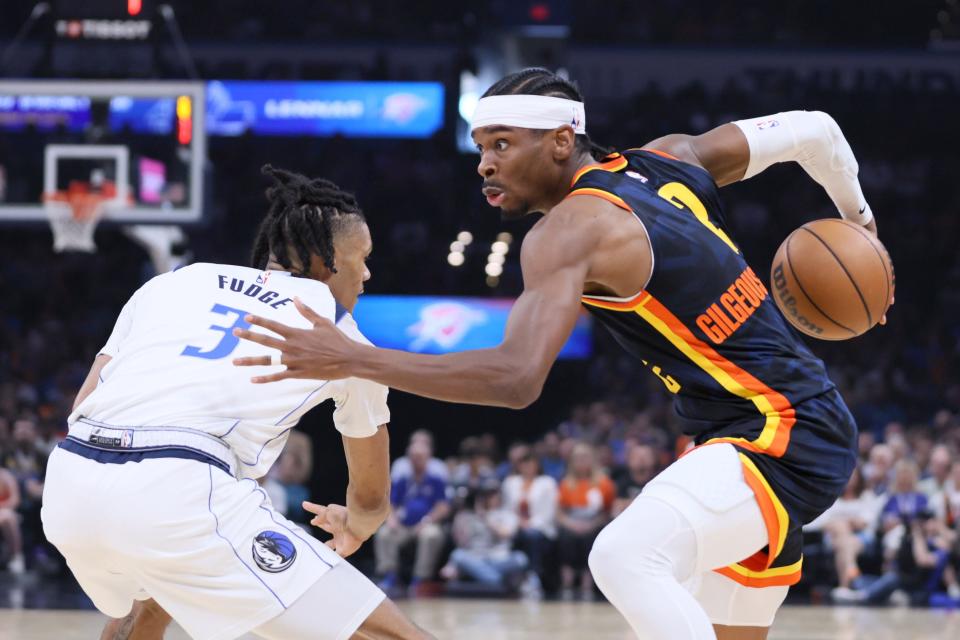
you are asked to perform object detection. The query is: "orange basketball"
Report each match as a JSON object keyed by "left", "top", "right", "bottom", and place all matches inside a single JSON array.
[{"left": 770, "top": 219, "right": 893, "bottom": 340}]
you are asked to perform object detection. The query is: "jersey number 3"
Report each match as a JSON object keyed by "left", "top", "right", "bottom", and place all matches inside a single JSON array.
[
  {"left": 657, "top": 182, "right": 739, "bottom": 254},
  {"left": 181, "top": 304, "right": 251, "bottom": 360}
]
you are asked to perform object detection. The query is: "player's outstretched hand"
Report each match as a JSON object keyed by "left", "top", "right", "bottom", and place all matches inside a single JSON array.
[
  {"left": 232, "top": 298, "right": 358, "bottom": 383},
  {"left": 303, "top": 501, "right": 364, "bottom": 558}
]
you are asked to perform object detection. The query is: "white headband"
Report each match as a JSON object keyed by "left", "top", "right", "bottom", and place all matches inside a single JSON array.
[{"left": 471, "top": 94, "right": 586, "bottom": 134}]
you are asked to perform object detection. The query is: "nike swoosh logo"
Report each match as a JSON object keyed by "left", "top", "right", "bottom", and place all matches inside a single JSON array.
[{"left": 858, "top": 205, "right": 866, "bottom": 214}]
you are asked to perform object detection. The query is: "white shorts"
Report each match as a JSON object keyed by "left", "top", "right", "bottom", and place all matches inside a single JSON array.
[
  {"left": 642, "top": 444, "right": 790, "bottom": 627},
  {"left": 42, "top": 447, "right": 384, "bottom": 640}
]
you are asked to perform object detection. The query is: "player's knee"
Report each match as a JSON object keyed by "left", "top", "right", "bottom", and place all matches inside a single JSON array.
[
  {"left": 591, "top": 497, "right": 694, "bottom": 584},
  {"left": 587, "top": 524, "right": 621, "bottom": 582}
]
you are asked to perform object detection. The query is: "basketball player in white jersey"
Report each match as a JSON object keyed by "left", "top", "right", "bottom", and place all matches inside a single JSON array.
[{"left": 41, "top": 166, "right": 434, "bottom": 640}]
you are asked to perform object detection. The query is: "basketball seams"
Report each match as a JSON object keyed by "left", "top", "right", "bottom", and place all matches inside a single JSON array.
[
  {"left": 825, "top": 219, "right": 892, "bottom": 316},
  {"left": 799, "top": 226, "right": 873, "bottom": 328},
  {"left": 784, "top": 235, "right": 857, "bottom": 336}
]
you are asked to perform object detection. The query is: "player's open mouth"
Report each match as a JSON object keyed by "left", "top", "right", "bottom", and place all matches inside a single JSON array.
[{"left": 483, "top": 187, "right": 505, "bottom": 207}]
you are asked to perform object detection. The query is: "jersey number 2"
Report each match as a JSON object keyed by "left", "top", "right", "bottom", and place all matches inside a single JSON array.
[
  {"left": 181, "top": 304, "right": 251, "bottom": 360},
  {"left": 657, "top": 182, "right": 739, "bottom": 254}
]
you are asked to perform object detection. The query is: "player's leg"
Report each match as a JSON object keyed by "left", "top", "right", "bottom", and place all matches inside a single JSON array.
[
  {"left": 42, "top": 448, "right": 152, "bottom": 624},
  {"left": 352, "top": 599, "right": 436, "bottom": 640},
  {"left": 692, "top": 570, "right": 787, "bottom": 640},
  {"left": 713, "top": 626, "right": 771, "bottom": 640},
  {"left": 588, "top": 444, "right": 771, "bottom": 640},
  {"left": 252, "top": 557, "right": 434, "bottom": 640},
  {"left": 100, "top": 599, "right": 172, "bottom": 640}
]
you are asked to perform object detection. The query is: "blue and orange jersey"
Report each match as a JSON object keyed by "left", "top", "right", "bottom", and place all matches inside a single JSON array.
[
  {"left": 571, "top": 149, "right": 857, "bottom": 523},
  {"left": 571, "top": 148, "right": 859, "bottom": 587}
]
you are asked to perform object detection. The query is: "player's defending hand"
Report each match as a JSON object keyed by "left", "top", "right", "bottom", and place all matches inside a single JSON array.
[
  {"left": 233, "top": 298, "right": 358, "bottom": 383},
  {"left": 303, "top": 502, "right": 364, "bottom": 558}
]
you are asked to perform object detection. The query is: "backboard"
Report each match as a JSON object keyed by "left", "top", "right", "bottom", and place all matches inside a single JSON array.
[{"left": 0, "top": 80, "right": 205, "bottom": 224}]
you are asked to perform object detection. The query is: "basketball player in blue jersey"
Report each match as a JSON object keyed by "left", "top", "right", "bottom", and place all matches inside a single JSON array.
[
  {"left": 235, "top": 69, "right": 888, "bottom": 639},
  {"left": 43, "top": 167, "right": 434, "bottom": 640}
]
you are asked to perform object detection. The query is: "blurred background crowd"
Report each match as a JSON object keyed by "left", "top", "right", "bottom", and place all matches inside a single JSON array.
[{"left": 2, "top": 0, "right": 960, "bottom": 613}]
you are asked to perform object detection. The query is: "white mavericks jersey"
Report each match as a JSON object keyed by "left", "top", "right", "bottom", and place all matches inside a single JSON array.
[{"left": 71, "top": 262, "right": 389, "bottom": 479}]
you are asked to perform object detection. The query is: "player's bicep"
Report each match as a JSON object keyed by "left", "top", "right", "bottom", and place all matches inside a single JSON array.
[
  {"left": 645, "top": 123, "right": 750, "bottom": 187},
  {"left": 499, "top": 222, "right": 592, "bottom": 388}
]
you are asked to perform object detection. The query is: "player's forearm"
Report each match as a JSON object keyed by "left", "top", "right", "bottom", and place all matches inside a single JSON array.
[
  {"left": 733, "top": 110, "right": 873, "bottom": 226},
  {"left": 345, "top": 486, "right": 391, "bottom": 540},
  {"left": 347, "top": 343, "right": 541, "bottom": 409}
]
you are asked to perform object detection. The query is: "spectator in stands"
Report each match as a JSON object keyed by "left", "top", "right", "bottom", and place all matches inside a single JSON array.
[
  {"left": 537, "top": 431, "right": 565, "bottom": 481},
  {"left": 556, "top": 443, "right": 615, "bottom": 600},
  {"left": 919, "top": 445, "right": 953, "bottom": 499},
  {"left": 496, "top": 441, "right": 531, "bottom": 481},
  {"left": 0, "top": 466, "right": 24, "bottom": 574},
  {"left": 441, "top": 482, "right": 527, "bottom": 590},
  {"left": 932, "top": 459, "right": 960, "bottom": 525},
  {"left": 502, "top": 449, "right": 557, "bottom": 597},
  {"left": 612, "top": 443, "right": 658, "bottom": 517},
  {"left": 375, "top": 440, "right": 450, "bottom": 593},
  {"left": 833, "top": 510, "right": 960, "bottom": 604},
  {"left": 815, "top": 466, "right": 881, "bottom": 599},
  {"left": 2, "top": 415, "right": 47, "bottom": 567},
  {"left": 450, "top": 437, "right": 496, "bottom": 506},
  {"left": 863, "top": 444, "right": 893, "bottom": 496},
  {"left": 881, "top": 460, "right": 929, "bottom": 560},
  {"left": 391, "top": 429, "right": 448, "bottom": 482}
]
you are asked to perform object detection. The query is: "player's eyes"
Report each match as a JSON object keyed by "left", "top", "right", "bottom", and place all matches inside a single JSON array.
[
  {"left": 495, "top": 139, "right": 509, "bottom": 151},
  {"left": 475, "top": 144, "right": 483, "bottom": 153}
]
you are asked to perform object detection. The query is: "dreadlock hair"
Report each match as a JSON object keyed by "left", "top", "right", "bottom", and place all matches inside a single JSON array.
[
  {"left": 250, "top": 165, "right": 365, "bottom": 275},
  {"left": 481, "top": 67, "right": 612, "bottom": 161}
]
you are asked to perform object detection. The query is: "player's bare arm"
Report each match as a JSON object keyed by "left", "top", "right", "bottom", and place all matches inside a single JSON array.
[
  {"left": 73, "top": 354, "right": 111, "bottom": 411},
  {"left": 233, "top": 201, "right": 616, "bottom": 408},
  {"left": 306, "top": 425, "right": 391, "bottom": 557}
]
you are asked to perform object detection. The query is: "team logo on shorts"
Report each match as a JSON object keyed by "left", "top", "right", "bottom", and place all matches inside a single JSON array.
[{"left": 252, "top": 531, "right": 297, "bottom": 573}]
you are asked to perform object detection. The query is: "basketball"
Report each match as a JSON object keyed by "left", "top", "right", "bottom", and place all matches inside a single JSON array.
[{"left": 771, "top": 219, "right": 893, "bottom": 340}]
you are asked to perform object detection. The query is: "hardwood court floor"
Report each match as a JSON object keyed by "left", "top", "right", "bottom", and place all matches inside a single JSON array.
[{"left": 2, "top": 601, "right": 959, "bottom": 639}]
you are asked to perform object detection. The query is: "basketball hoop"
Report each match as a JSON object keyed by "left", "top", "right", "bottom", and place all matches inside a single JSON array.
[{"left": 42, "top": 181, "right": 118, "bottom": 253}]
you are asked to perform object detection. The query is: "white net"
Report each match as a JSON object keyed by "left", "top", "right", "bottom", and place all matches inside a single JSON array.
[{"left": 43, "top": 193, "right": 110, "bottom": 253}]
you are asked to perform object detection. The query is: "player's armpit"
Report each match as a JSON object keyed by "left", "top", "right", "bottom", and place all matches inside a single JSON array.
[{"left": 643, "top": 123, "right": 751, "bottom": 187}]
